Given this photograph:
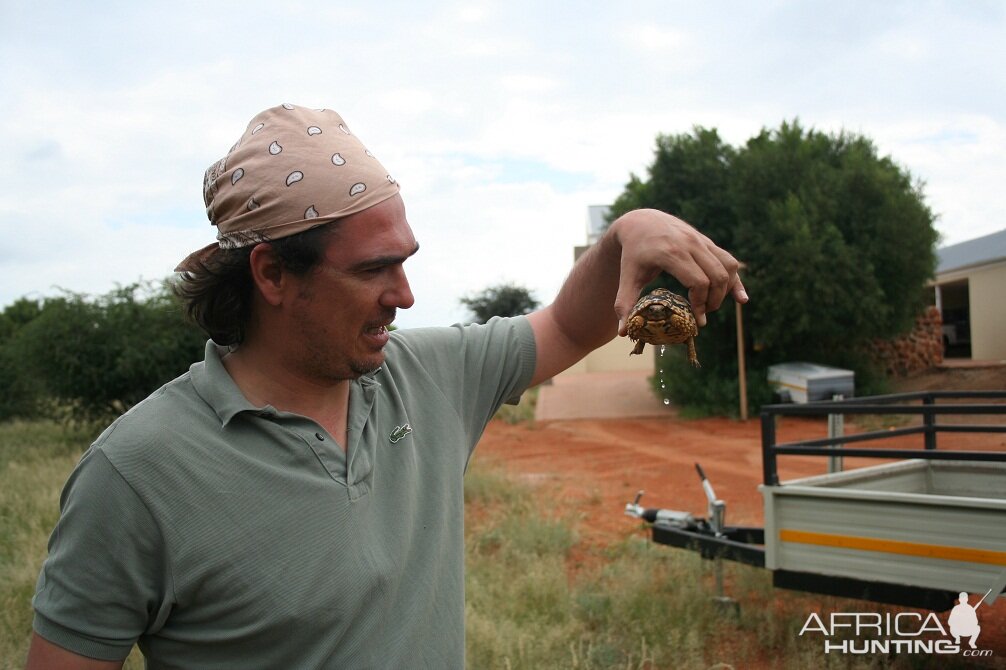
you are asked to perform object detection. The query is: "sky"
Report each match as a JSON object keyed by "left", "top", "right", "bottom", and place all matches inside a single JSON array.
[{"left": 1, "top": 0, "right": 1003, "bottom": 329}]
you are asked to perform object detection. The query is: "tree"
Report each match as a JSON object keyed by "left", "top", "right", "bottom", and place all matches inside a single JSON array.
[
  {"left": 609, "top": 121, "right": 938, "bottom": 415},
  {"left": 610, "top": 127, "right": 735, "bottom": 246},
  {"left": 0, "top": 282, "right": 207, "bottom": 423},
  {"left": 460, "top": 283, "right": 540, "bottom": 324},
  {"left": 0, "top": 297, "right": 43, "bottom": 344},
  {"left": 0, "top": 297, "right": 47, "bottom": 419}
]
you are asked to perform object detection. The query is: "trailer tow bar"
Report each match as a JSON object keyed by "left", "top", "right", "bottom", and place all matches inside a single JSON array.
[
  {"left": 695, "top": 464, "right": 738, "bottom": 612},
  {"left": 625, "top": 463, "right": 764, "bottom": 613}
]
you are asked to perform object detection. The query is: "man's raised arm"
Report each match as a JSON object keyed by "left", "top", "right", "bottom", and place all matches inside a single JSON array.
[{"left": 526, "top": 208, "right": 747, "bottom": 386}]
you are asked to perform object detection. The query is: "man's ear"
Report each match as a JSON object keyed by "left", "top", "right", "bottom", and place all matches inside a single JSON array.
[{"left": 248, "top": 243, "right": 288, "bottom": 307}]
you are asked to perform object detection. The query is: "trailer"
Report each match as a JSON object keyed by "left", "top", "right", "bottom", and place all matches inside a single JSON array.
[
  {"left": 625, "top": 391, "right": 1006, "bottom": 610},
  {"left": 767, "top": 362, "right": 855, "bottom": 404}
]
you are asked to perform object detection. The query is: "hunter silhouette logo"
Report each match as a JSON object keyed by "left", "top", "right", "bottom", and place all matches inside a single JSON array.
[
  {"left": 948, "top": 589, "right": 991, "bottom": 650},
  {"left": 798, "top": 586, "right": 997, "bottom": 658}
]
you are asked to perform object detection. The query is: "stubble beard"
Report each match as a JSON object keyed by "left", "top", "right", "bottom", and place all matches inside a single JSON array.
[
  {"left": 298, "top": 335, "right": 384, "bottom": 382},
  {"left": 290, "top": 285, "right": 393, "bottom": 381},
  {"left": 349, "top": 359, "right": 383, "bottom": 377}
]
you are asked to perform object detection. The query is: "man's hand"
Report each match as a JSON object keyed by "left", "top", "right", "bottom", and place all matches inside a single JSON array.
[
  {"left": 527, "top": 207, "right": 747, "bottom": 386},
  {"left": 611, "top": 209, "right": 747, "bottom": 334}
]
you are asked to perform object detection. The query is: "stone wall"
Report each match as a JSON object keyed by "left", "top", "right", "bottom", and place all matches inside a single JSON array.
[{"left": 869, "top": 306, "right": 943, "bottom": 376}]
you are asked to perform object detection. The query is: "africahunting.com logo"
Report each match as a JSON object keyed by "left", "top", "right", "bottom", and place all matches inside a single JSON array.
[{"left": 799, "top": 589, "right": 996, "bottom": 658}]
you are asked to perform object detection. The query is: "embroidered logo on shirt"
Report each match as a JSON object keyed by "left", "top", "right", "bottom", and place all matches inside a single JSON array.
[{"left": 389, "top": 424, "right": 413, "bottom": 444}]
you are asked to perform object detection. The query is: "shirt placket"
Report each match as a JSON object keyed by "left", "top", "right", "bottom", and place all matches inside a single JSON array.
[{"left": 345, "top": 376, "right": 379, "bottom": 501}]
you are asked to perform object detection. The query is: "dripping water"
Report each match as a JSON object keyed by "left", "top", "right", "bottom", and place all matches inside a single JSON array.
[{"left": 659, "top": 345, "right": 670, "bottom": 406}]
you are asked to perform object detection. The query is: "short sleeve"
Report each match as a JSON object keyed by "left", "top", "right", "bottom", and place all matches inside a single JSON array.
[
  {"left": 389, "top": 316, "right": 537, "bottom": 444},
  {"left": 32, "top": 447, "right": 173, "bottom": 661}
]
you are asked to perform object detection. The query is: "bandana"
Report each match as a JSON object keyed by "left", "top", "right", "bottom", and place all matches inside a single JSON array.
[{"left": 176, "top": 103, "right": 400, "bottom": 271}]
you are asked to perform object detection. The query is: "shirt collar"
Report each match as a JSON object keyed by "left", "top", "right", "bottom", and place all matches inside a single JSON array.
[
  {"left": 189, "top": 340, "right": 383, "bottom": 427},
  {"left": 189, "top": 341, "right": 256, "bottom": 426}
]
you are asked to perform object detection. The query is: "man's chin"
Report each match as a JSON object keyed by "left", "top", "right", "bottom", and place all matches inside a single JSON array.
[{"left": 349, "top": 354, "right": 385, "bottom": 377}]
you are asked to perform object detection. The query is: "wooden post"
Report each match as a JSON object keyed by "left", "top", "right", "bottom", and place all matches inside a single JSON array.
[{"left": 736, "top": 299, "right": 748, "bottom": 421}]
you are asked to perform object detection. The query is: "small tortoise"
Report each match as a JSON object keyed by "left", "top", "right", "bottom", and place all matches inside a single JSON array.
[{"left": 626, "top": 288, "right": 700, "bottom": 367}]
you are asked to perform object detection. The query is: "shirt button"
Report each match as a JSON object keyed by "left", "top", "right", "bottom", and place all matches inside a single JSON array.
[{"left": 315, "top": 432, "right": 325, "bottom": 441}]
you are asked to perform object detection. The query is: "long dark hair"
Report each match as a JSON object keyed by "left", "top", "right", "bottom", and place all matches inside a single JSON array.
[{"left": 173, "top": 223, "right": 337, "bottom": 345}]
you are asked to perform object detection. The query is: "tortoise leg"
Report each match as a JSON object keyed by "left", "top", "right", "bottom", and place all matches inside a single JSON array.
[
  {"left": 629, "top": 339, "right": 645, "bottom": 356},
  {"left": 686, "top": 338, "right": 700, "bottom": 368}
]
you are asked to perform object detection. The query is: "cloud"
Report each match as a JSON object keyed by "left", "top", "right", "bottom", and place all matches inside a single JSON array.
[
  {"left": 0, "top": 0, "right": 1003, "bottom": 324},
  {"left": 395, "top": 178, "right": 600, "bottom": 328},
  {"left": 872, "top": 114, "right": 1006, "bottom": 243},
  {"left": 618, "top": 23, "right": 692, "bottom": 56}
]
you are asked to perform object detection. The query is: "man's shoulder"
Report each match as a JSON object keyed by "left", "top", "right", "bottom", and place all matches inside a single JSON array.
[
  {"left": 381, "top": 316, "right": 536, "bottom": 409},
  {"left": 388, "top": 316, "right": 533, "bottom": 355},
  {"left": 93, "top": 370, "right": 212, "bottom": 458}
]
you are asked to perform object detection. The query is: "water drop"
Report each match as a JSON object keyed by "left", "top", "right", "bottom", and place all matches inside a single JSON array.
[
  {"left": 663, "top": 398, "right": 671, "bottom": 405},
  {"left": 659, "top": 345, "right": 666, "bottom": 356}
]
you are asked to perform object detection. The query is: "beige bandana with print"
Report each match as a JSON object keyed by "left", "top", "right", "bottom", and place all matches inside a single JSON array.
[{"left": 176, "top": 103, "right": 399, "bottom": 271}]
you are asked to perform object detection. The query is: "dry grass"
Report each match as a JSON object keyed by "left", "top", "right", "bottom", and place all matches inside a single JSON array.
[
  {"left": 462, "top": 458, "right": 986, "bottom": 669},
  {"left": 0, "top": 421, "right": 145, "bottom": 669},
  {"left": 493, "top": 387, "right": 539, "bottom": 425},
  {"left": 0, "top": 421, "right": 84, "bottom": 668},
  {"left": 1, "top": 420, "right": 992, "bottom": 669}
]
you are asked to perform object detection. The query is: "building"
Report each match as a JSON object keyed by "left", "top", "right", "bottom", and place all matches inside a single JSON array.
[
  {"left": 561, "top": 205, "right": 653, "bottom": 375},
  {"left": 932, "top": 228, "right": 1006, "bottom": 361}
]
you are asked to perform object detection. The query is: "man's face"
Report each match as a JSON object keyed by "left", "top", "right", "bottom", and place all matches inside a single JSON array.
[{"left": 285, "top": 194, "right": 418, "bottom": 381}]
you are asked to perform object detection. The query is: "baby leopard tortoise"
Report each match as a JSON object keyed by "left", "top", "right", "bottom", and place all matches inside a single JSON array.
[{"left": 626, "top": 288, "right": 700, "bottom": 367}]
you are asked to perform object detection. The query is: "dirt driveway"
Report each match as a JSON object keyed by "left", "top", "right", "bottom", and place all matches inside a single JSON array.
[
  {"left": 517, "top": 363, "right": 1006, "bottom": 530},
  {"left": 475, "top": 364, "right": 1006, "bottom": 656}
]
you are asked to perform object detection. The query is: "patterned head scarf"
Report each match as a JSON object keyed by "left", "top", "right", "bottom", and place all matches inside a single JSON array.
[{"left": 176, "top": 103, "right": 399, "bottom": 271}]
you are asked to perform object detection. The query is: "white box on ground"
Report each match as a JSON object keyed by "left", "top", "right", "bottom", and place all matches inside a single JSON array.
[{"left": 767, "top": 362, "right": 855, "bottom": 404}]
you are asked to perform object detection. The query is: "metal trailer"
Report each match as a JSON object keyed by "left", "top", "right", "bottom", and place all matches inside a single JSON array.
[
  {"left": 767, "top": 362, "right": 855, "bottom": 404},
  {"left": 625, "top": 391, "right": 1006, "bottom": 610}
]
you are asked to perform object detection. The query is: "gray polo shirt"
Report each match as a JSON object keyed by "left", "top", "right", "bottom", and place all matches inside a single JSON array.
[{"left": 33, "top": 316, "right": 536, "bottom": 669}]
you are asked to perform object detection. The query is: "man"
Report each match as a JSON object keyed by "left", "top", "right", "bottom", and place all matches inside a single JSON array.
[
  {"left": 27, "top": 104, "right": 745, "bottom": 668},
  {"left": 948, "top": 591, "right": 982, "bottom": 649}
]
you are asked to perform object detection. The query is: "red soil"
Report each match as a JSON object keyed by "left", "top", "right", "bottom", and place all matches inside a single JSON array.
[{"left": 474, "top": 412, "right": 1006, "bottom": 665}]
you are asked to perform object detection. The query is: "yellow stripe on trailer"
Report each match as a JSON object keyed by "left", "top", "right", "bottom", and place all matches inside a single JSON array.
[{"left": 779, "top": 529, "right": 1006, "bottom": 567}]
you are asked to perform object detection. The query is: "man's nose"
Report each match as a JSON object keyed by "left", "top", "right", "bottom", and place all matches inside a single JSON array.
[{"left": 383, "top": 267, "right": 415, "bottom": 310}]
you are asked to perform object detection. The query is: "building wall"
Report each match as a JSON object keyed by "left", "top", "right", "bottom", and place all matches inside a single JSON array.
[
  {"left": 558, "top": 335, "right": 654, "bottom": 376},
  {"left": 969, "top": 261, "right": 1006, "bottom": 360},
  {"left": 565, "top": 235, "right": 655, "bottom": 375}
]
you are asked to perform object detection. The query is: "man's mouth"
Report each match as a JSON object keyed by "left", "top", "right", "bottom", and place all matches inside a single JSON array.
[{"left": 363, "top": 323, "right": 392, "bottom": 348}]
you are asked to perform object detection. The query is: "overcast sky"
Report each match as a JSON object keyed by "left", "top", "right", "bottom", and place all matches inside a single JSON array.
[{"left": 1, "top": 1, "right": 1003, "bottom": 329}]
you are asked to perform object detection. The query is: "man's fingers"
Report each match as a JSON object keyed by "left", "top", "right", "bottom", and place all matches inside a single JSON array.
[
  {"left": 686, "top": 244, "right": 742, "bottom": 323},
  {"left": 688, "top": 284, "right": 710, "bottom": 328},
  {"left": 614, "top": 277, "right": 644, "bottom": 336},
  {"left": 733, "top": 276, "right": 749, "bottom": 304},
  {"left": 611, "top": 210, "right": 747, "bottom": 333}
]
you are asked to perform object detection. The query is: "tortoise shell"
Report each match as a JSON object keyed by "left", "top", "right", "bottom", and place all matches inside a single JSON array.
[{"left": 626, "top": 288, "right": 700, "bottom": 367}]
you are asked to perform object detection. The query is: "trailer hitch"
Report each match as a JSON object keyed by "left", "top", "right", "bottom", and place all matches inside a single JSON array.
[{"left": 625, "top": 463, "right": 763, "bottom": 551}]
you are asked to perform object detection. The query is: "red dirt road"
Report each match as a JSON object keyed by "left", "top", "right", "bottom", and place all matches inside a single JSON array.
[
  {"left": 477, "top": 413, "right": 1006, "bottom": 540},
  {"left": 474, "top": 411, "right": 1006, "bottom": 660}
]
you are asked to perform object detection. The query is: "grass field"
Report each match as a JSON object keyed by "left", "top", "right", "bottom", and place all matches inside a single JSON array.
[
  {"left": 0, "top": 419, "right": 987, "bottom": 669},
  {"left": 462, "top": 461, "right": 970, "bottom": 670}
]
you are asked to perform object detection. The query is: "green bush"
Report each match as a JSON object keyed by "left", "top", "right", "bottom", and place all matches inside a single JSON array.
[
  {"left": 0, "top": 282, "right": 206, "bottom": 423},
  {"left": 611, "top": 121, "right": 937, "bottom": 415}
]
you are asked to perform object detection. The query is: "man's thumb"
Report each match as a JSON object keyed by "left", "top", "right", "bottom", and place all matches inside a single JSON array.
[{"left": 613, "top": 280, "right": 642, "bottom": 337}]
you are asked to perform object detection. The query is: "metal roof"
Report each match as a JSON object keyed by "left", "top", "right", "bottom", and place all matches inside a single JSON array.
[{"left": 937, "top": 228, "right": 1006, "bottom": 274}]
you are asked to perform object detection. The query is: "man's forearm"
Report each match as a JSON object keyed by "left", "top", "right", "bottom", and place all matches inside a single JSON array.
[{"left": 547, "top": 218, "right": 624, "bottom": 354}]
